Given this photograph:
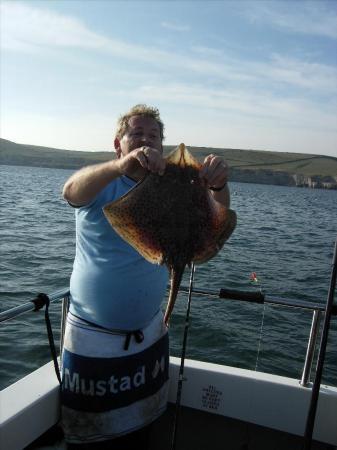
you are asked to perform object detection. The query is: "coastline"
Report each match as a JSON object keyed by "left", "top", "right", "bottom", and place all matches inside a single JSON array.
[{"left": 1, "top": 138, "right": 337, "bottom": 189}]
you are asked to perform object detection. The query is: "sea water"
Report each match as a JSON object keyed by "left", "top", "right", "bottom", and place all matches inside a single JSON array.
[{"left": 1, "top": 164, "right": 337, "bottom": 390}]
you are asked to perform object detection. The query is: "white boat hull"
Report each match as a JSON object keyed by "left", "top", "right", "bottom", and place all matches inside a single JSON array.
[{"left": 1, "top": 357, "right": 337, "bottom": 449}]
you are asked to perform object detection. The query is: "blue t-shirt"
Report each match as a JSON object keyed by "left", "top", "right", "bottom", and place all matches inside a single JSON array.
[{"left": 69, "top": 176, "right": 168, "bottom": 331}]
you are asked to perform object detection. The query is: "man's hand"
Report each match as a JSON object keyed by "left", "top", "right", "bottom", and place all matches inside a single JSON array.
[
  {"left": 199, "top": 154, "right": 228, "bottom": 190},
  {"left": 116, "top": 146, "right": 166, "bottom": 179}
]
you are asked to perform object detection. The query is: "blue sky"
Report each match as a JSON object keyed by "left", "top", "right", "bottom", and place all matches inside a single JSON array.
[{"left": 1, "top": 0, "right": 337, "bottom": 157}]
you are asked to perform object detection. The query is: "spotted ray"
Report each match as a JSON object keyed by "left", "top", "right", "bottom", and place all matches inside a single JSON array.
[{"left": 103, "top": 143, "right": 237, "bottom": 324}]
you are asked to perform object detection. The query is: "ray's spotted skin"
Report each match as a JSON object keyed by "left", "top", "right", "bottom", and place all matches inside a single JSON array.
[{"left": 103, "top": 144, "right": 237, "bottom": 325}]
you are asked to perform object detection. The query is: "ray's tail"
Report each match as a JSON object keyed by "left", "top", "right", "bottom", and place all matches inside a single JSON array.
[{"left": 164, "top": 264, "right": 186, "bottom": 325}]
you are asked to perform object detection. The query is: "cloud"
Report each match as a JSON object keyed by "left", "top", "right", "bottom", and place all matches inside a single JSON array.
[
  {"left": 136, "top": 82, "right": 337, "bottom": 132},
  {"left": 2, "top": 2, "right": 336, "bottom": 97},
  {"left": 161, "top": 21, "right": 190, "bottom": 32},
  {"left": 191, "top": 45, "right": 224, "bottom": 57},
  {"left": 0, "top": 3, "right": 183, "bottom": 62},
  {"left": 2, "top": 1, "right": 336, "bottom": 156},
  {"left": 242, "top": 0, "right": 337, "bottom": 39},
  {"left": 0, "top": 2, "right": 110, "bottom": 51},
  {"left": 268, "top": 54, "right": 337, "bottom": 92}
]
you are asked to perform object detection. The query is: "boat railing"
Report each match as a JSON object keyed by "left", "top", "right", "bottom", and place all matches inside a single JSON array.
[
  {"left": 0, "top": 286, "right": 335, "bottom": 388},
  {"left": 0, "top": 288, "right": 70, "bottom": 358}
]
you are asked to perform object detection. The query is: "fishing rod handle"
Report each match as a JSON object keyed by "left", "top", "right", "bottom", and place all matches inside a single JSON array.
[{"left": 219, "top": 288, "right": 265, "bottom": 303}]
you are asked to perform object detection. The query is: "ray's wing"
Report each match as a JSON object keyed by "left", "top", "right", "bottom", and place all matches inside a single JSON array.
[
  {"left": 103, "top": 183, "right": 165, "bottom": 265},
  {"left": 193, "top": 203, "right": 236, "bottom": 264},
  {"left": 192, "top": 194, "right": 237, "bottom": 264}
]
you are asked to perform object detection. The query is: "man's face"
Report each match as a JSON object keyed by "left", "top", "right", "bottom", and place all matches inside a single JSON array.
[{"left": 114, "top": 115, "right": 162, "bottom": 158}]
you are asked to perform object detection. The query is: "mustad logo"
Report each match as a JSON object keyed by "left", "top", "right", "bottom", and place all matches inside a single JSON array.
[
  {"left": 61, "top": 335, "right": 169, "bottom": 410},
  {"left": 63, "top": 355, "right": 167, "bottom": 398},
  {"left": 63, "top": 365, "right": 146, "bottom": 397}
]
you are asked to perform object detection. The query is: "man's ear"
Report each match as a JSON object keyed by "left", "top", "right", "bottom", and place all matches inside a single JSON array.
[{"left": 114, "top": 138, "right": 121, "bottom": 158}]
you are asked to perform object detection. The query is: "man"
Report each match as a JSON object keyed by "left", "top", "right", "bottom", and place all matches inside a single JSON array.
[{"left": 61, "top": 104, "right": 230, "bottom": 449}]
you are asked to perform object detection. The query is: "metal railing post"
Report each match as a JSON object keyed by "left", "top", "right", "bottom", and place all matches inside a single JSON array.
[{"left": 300, "top": 309, "right": 321, "bottom": 387}]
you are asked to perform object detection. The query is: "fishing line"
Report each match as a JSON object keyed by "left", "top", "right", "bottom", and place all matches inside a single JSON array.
[
  {"left": 170, "top": 263, "right": 196, "bottom": 450},
  {"left": 241, "top": 303, "right": 267, "bottom": 450},
  {"left": 254, "top": 302, "right": 266, "bottom": 372},
  {"left": 242, "top": 277, "right": 266, "bottom": 450},
  {"left": 248, "top": 272, "right": 265, "bottom": 371}
]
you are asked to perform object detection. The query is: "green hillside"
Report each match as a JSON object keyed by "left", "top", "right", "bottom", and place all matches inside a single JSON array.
[
  {"left": 0, "top": 138, "right": 111, "bottom": 169},
  {"left": 1, "top": 138, "right": 336, "bottom": 188},
  {"left": 182, "top": 146, "right": 337, "bottom": 177}
]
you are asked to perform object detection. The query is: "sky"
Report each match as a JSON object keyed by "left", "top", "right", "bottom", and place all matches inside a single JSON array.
[{"left": 1, "top": 0, "right": 337, "bottom": 157}]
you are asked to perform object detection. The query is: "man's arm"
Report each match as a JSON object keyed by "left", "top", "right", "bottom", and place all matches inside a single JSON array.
[
  {"left": 210, "top": 184, "right": 230, "bottom": 208},
  {"left": 62, "top": 159, "right": 123, "bottom": 207},
  {"left": 62, "top": 147, "right": 165, "bottom": 206}
]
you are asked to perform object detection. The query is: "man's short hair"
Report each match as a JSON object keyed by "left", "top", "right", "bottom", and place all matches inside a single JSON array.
[{"left": 115, "top": 104, "right": 165, "bottom": 141}]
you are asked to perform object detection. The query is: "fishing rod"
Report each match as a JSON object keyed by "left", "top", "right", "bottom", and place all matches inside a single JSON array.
[
  {"left": 170, "top": 263, "right": 196, "bottom": 450},
  {"left": 302, "top": 236, "right": 337, "bottom": 450}
]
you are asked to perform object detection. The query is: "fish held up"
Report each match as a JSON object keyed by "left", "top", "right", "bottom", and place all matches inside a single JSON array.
[{"left": 103, "top": 143, "right": 237, "bottom": 325}]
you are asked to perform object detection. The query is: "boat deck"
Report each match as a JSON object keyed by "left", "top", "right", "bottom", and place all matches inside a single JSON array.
[{"left": 26, "top": 404, "right": 335, "bottom": 450}]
